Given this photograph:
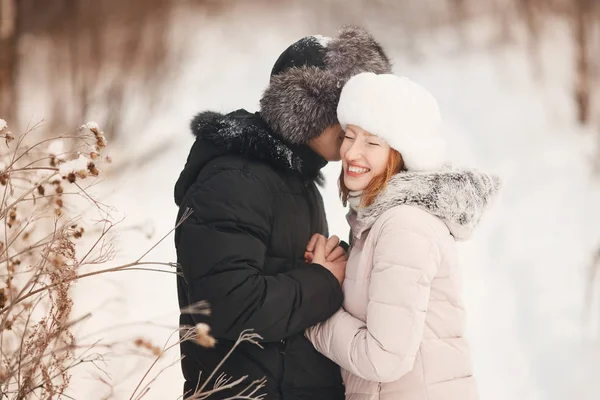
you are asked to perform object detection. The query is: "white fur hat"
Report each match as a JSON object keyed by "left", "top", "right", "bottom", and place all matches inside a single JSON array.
[{"left": 337, "top": 72, "right": 445, "bottom": 171}]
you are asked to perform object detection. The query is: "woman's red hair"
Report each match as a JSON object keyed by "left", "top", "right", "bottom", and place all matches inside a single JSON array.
[{"left": 340, "top": 149, "right": 405, "bottom": 208}]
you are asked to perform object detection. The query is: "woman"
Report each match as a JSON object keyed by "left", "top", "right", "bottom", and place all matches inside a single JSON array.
[{"left": 305, "top": 72, "right": 499, "bottom": 400}]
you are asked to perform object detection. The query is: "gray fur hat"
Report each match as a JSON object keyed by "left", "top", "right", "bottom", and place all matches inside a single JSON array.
[{"left": 259, "top": 26, "right": 392, "bottom": 145}]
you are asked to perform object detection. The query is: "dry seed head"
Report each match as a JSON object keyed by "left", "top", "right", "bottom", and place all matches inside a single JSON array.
[
  {"left": 48, "top": 239, "right": 76, "bottom": 269},
  {"left": 73, "top": 227, "right": 84, "bottom": 239},
  {"left": 134, "top": 337, "right": 162, "bottom": 357},
  {"left": 7, "top": 260, "right": 19, "bottom": 278},
  {"left": 0, "top": 367, "right": 7, "bottom": 384},
  {"left": 7, "top": 208, "right": 16, "bottom": 228},
  {"left": 0, "top": 288, "right": 6, "bottom": 309},
  {"left": 96, "top": 135, "right": 107, "bottom": 148},
  {"left": 194, "top": 323, "right": 216, "bottom": 348},
  {"left": 81, "top": 121, "right": 107, "bottom": 148},
  {"left": 60, "top": 154, "right": 91, "bottom": 182},
  {"left": 8, "top": 259, "right": 20, "bottom": 273},
  {"left": 50, "top": 254, "right": 68, "bottom": 268},
  {"left": 88, "top": 145, "right": 100, "bottom": 160},
  {"left": 87, "top": 162, "right": 99, "bottom": 176}
]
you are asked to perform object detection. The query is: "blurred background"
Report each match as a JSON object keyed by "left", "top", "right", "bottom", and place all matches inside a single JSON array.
[{"left": 2, "top": 0, "right": 600, "bottom": 398}]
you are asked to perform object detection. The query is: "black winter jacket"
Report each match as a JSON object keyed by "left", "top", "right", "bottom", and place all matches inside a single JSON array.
[{"left": 174, "top": 110, "right": 344, "bottom": 399}]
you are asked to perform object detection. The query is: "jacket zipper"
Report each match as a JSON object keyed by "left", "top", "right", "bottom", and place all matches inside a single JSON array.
[
  {"left": 280, "top": 339, "right": 286, "bottom": 398},
  {"left": 303, "top": 181, "right": 324, "bottom": 238}
]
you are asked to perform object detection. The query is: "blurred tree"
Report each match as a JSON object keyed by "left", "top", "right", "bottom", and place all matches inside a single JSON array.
[
  {"left": 302, "top": 0, "right": 598, "bottom": 128},
  {"left": 572, "top": 0, "right": 593, "bottom": 124},
  {"left": 470, "top": 0, "right": 598, "bottom": 125},
  {"left": 1, "top": 0, "right": 176, "bottom": 139},
  {"left": 3, "top": 0, "right": 598, "bottom": 138},
  {"left": 0, "top": 0, "right": 19, "bottom": 124}
]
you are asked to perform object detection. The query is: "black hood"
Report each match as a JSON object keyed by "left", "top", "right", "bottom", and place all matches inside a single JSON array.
[{"left": 174, "top": 109, "right": 327, "bottom": 207}]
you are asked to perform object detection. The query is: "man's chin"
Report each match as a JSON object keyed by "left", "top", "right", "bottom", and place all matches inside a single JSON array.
[{"left": 327, "top": 152, "right": 342, "bottom": 162}]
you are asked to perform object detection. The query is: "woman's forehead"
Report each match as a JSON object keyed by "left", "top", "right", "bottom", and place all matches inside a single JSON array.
[{"left": 348, "top": 125, "right": 379, "bottom": 138}]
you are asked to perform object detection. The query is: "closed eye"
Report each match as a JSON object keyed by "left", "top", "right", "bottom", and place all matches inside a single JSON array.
[
  {"left": 344, "top": 135, "right": 355, "bottom": 140},
  {"left": 367, "top": 142, "right": 380, "bottom": 146}
]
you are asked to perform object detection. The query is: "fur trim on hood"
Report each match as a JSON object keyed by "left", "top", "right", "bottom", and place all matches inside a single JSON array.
[
  {"left": 351, "top": 167, "right": 501, "bottom": 241},
  {"left": 174, "top": 109, "right": 327, "bottom": 207},
  {"left": 259, "top": 26, "right": 392, "bottom": 145},
  {"left": 189, "top": 110, "right": 306, "bottom": 173}
]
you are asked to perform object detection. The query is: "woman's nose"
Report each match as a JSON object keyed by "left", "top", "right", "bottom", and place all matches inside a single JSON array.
[{"left": 345, "top": 141, "right": 363, "bottom": 161}]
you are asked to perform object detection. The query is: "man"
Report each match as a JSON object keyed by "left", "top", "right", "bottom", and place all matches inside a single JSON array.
[{"left": 174, "top": 26, "right": 391, "bottom": 399}]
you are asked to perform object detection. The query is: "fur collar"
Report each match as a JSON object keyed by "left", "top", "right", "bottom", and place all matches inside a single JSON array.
[
  {"left": 190, "top": 110, "right": 308, "bottom": 173},
  {"left": 174, "top": 109, "right": 326, "bottom": 206},
  {"left": 191, "top": 109, "right": 329, "bottom": 178},
  {"left": 350, "top": 167, "right": 500, "bottom": 241}
]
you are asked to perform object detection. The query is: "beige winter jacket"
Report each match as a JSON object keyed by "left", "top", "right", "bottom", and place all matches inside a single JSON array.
[{"left": 307, "top": 169, "right": 499, "bottom": 400}]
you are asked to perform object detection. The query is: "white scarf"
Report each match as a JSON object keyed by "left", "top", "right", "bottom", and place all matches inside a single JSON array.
[{"left": 347, "top": 190, "right": 364, "bottom": 212}]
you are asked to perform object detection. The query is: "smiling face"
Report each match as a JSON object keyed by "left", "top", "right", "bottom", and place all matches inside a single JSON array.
[{"left": 340, "top": 125, "right": 392, "bottom": 191}]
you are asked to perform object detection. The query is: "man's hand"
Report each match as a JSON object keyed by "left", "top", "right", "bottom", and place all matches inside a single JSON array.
[
  {"left": 305, "top": 234, "right": 347, "bottom": 285},
  {"left": 304, "top": 234, "right": 347, "bottom": 264}
]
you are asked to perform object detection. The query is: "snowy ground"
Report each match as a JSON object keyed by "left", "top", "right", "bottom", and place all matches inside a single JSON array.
[{"left": 59, "top": 3, "right": 600, "bottom": 399}]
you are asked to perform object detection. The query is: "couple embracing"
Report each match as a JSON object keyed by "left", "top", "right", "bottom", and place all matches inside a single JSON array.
[{"left": 174, "top": 26, "right": 499, "bottom": 400}]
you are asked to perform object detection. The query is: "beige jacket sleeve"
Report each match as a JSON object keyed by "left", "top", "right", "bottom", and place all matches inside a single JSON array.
[{"left": 307, "top": 207, "right": 441, "bottom": 382}]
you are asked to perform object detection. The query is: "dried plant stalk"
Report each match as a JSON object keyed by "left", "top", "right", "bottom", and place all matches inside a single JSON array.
[{"left": 0, "top": 118, "right": 266, "bottom": 399}]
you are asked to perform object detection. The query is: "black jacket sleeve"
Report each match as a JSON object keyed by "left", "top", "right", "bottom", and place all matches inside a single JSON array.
[{"left": 177, "top": 166, "right": 343, "bottom": 342}]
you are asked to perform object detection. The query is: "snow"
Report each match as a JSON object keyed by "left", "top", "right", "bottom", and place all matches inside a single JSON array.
[
  {"left": 311, "top": 34, "right": 333, "bottom": 47},
  {"left": 60, "top": 5, "right": 600, "bottom": 400},
  {"left": 82, "top": 121, "right": 100, "bottom": 131},
  {"left": 47, "top": 139, "right": 65, "bottom": 156},
  {"left": 58, "top": 154, "right": 89, "bottom": 176}
]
